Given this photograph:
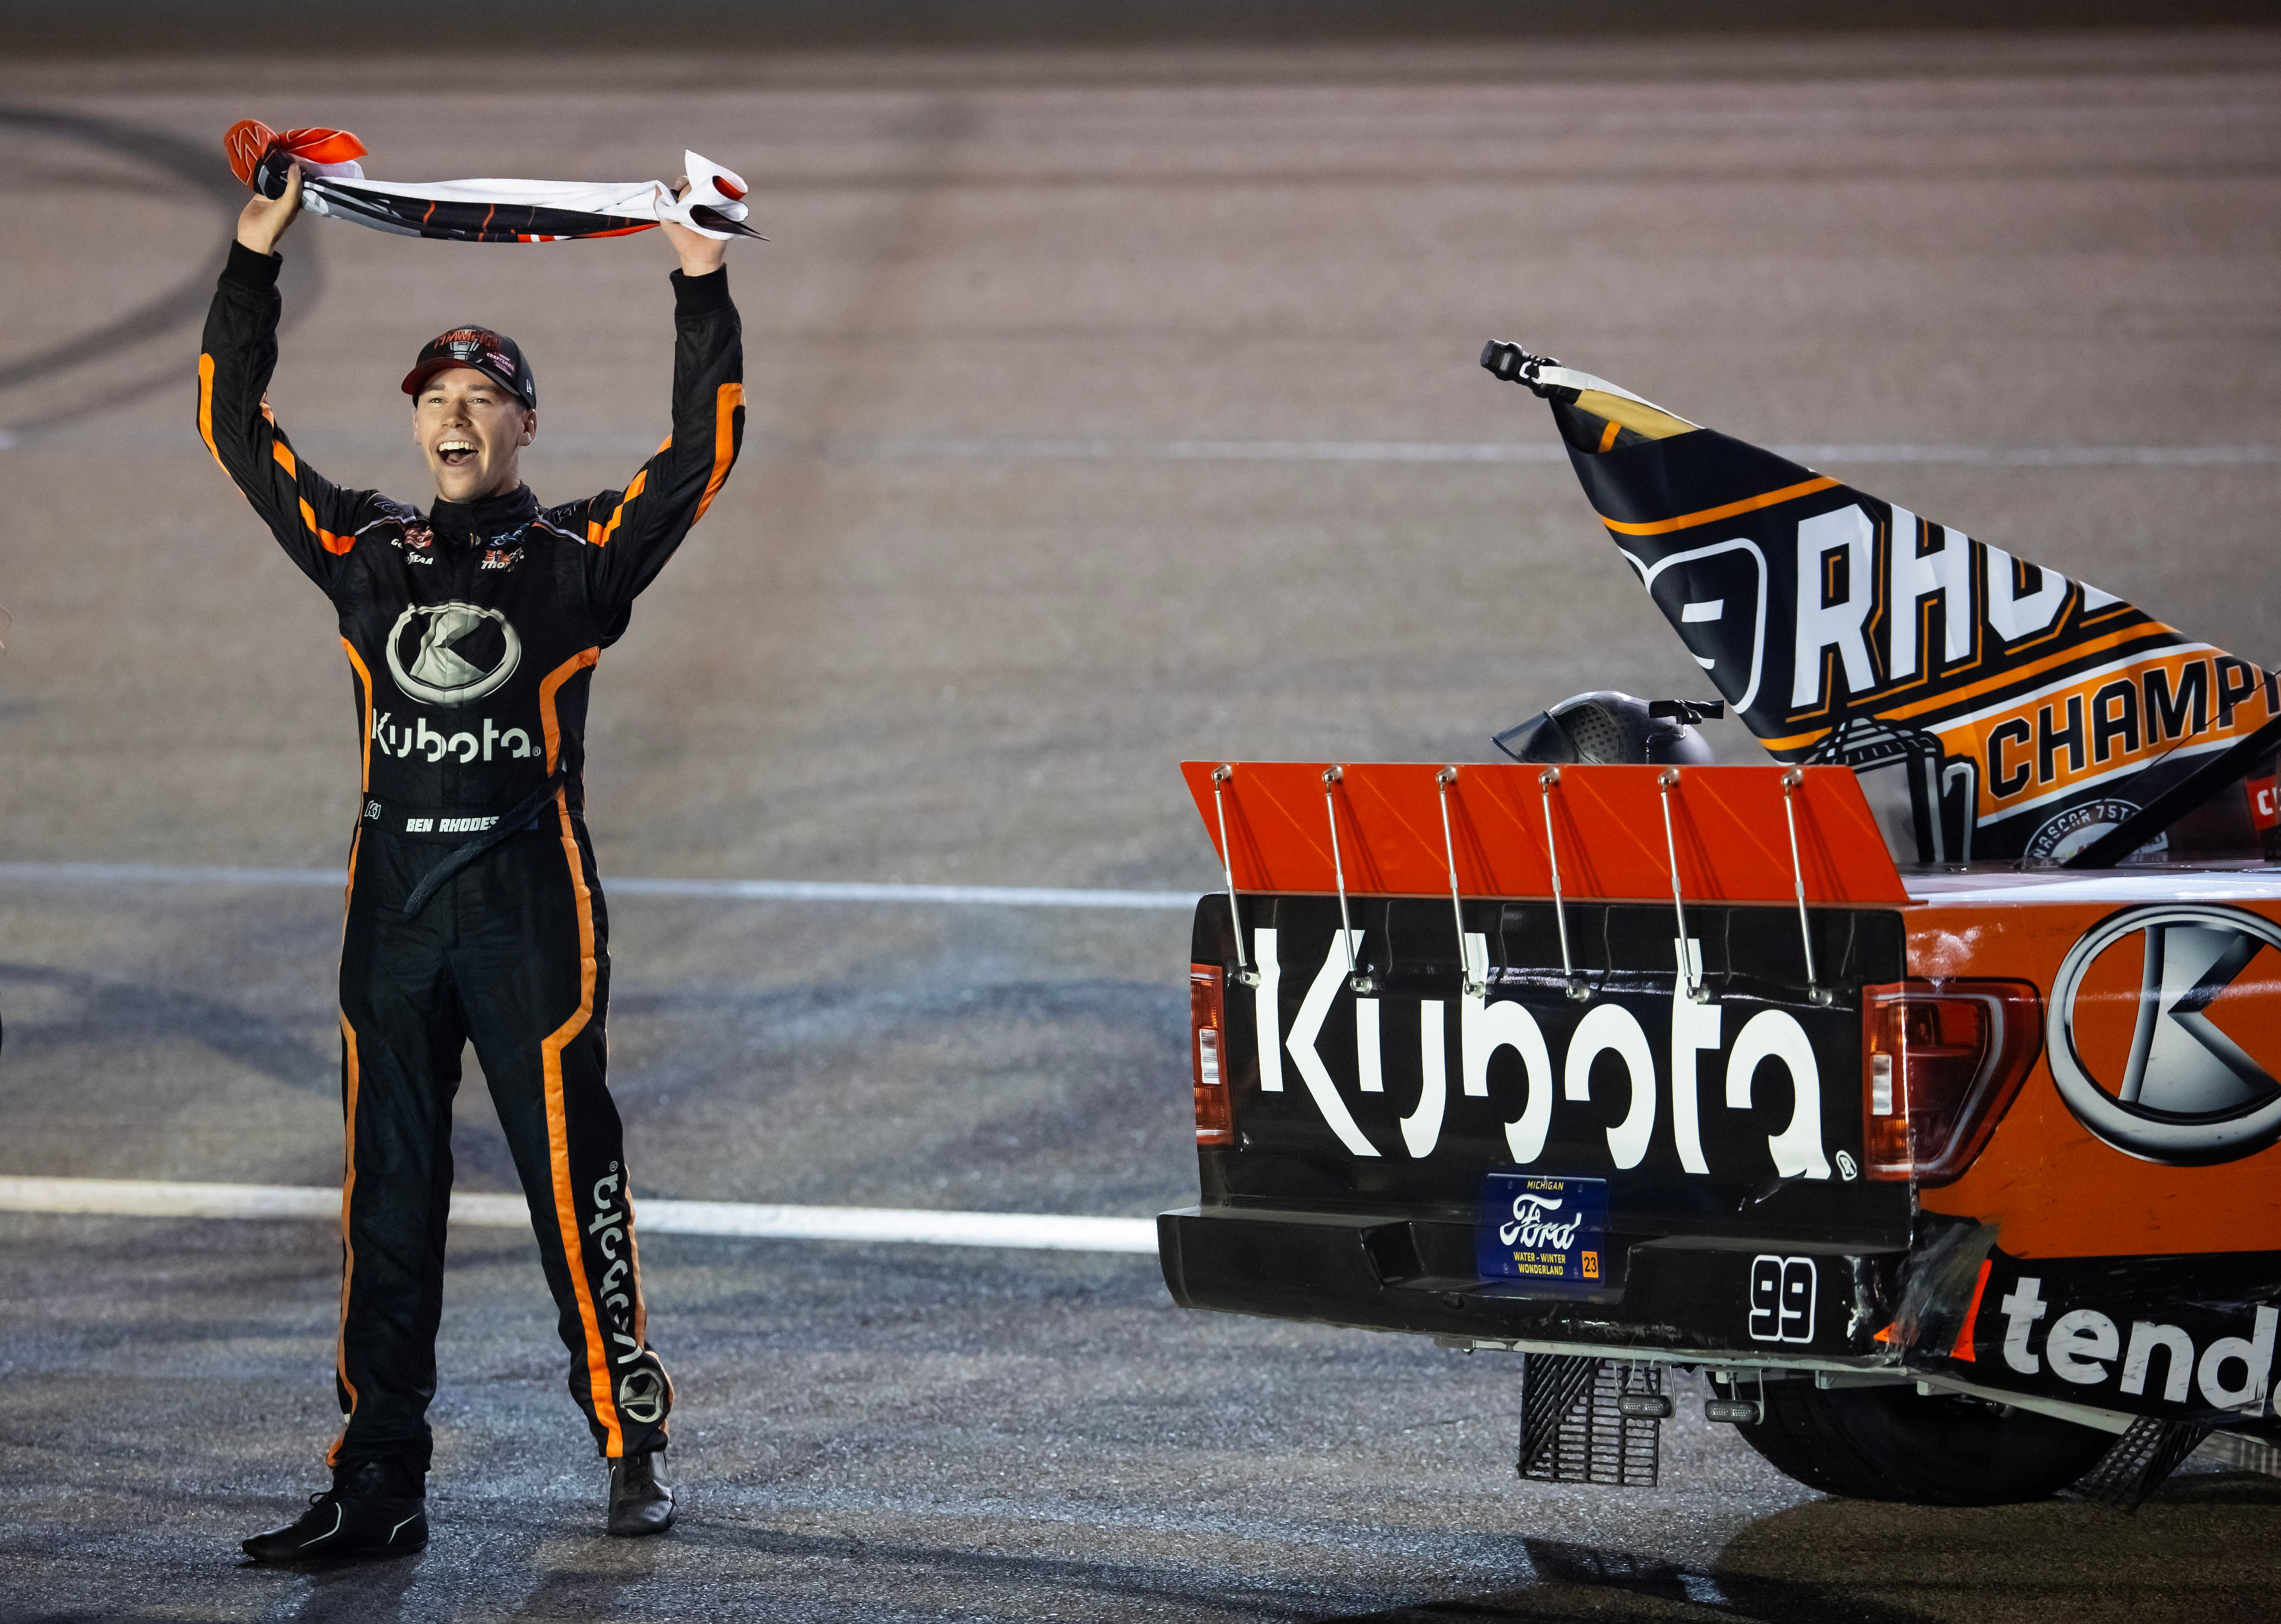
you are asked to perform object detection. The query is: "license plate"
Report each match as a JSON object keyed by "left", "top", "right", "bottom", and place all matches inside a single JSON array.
[{"left": 1476, "top": 1172, "right": 1608, "bottom": 1291}]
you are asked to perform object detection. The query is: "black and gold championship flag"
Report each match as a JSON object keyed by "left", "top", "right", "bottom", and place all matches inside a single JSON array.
[{"left": 1484, "top": 343, "right": 2280, "bottom": 868}]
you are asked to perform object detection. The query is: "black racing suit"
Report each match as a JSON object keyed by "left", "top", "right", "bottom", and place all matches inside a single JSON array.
[{"left": 198, "top": 239, "right": 744, "bottom": 1473}]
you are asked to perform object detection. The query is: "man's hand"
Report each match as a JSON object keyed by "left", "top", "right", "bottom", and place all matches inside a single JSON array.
[
  {"left": 660, "top": 177, "right": 728, "bottom": 278},
  {"left": 236, "top": 162, "right": 304, "bottom": 257}
]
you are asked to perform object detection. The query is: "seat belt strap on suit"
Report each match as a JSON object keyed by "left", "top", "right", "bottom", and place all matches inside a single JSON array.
[{"left": 401, "top": 761, "right": 568, "bottom": 919}]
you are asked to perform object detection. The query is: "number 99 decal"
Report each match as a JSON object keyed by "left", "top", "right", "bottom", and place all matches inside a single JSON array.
[{"left": 1748, "top": 1255, "right": 1817, "bottom": 1345}]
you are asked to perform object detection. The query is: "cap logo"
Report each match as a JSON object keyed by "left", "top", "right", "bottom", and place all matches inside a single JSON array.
[{"left": 424, "top": 331, "right": 518, "bottom": 377}]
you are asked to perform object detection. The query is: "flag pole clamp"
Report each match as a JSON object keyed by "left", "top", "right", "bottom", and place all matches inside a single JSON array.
[{"left": 1479, "top": 340, "right": 1570, "bottom": 400}]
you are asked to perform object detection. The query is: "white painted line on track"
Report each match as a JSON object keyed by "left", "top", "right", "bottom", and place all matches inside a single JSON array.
[
  {"left": 0, "top": 862, "right": 1199, "bottom": 911},
  {"left": 0, "top": 862, "right": 349, "bottom": 889},
  {"left": 1765, "top": 443, "right": 2278, "bottom": 469},
  {"left": 838, "top": 436, "right": 1582, "bottom": 464},
  {"left": 0, "top": 1177, "right": 1163, "bottom": 1256},
  {"left": 611, "top": 876, "right": 1197, "bottom": 910},
  {"left": 11, "top": 429, "right": 2272, "bottom": 469},
  {"left": 817, "top": 436, "right": 2279, "bottom": 469}
]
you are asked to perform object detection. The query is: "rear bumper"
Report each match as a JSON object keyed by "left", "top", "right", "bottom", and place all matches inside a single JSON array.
[{"left": 1158, "top": 1205, "right": 1903, "bottom": 1367}]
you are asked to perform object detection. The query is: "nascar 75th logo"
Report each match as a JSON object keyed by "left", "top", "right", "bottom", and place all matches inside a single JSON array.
[{"left": 1242, "top": 926, "right": 1853, "bottom": 1183}]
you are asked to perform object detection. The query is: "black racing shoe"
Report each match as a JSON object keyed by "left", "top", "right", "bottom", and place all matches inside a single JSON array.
[
  {"left": 607, "top": 1449, "right": 674, "bottom": 1538},
  {"left": 241, "top": 1458, "right": 427, "bottom": 1563}
]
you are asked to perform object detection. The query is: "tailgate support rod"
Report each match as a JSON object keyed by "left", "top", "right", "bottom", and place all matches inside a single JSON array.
[
  {"left": 1781, "top": 768, "right": 1834, "bottom": 1006},
  {"left": 1537, "top": 768, "right": 1589, "bottom": 1001},
  {"left": 1659, "top": 769, "right": 1710, "bottom": 1003},
  {"left": 1322, "top": 768, "right": 1375, "bottom": 994},
  {"left": 1210, "top": 766, "right": 1260, "bottom": 987},
  {"left": 1436, "top": 767, "right": 1485, "bottom": 998}
]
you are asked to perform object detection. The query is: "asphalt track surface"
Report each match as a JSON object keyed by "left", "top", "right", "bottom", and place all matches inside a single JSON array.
[{"left": 3, "top": 28, "right": 2281, "bottom": 1623}]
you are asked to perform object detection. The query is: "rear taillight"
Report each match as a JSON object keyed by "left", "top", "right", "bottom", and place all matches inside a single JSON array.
[
  {"left": 1863, "top": 979, "right": 2041, "bottom": 1184},
  {"left": 1190, "top": 963, "right": 1231, "bottom": 1146}
]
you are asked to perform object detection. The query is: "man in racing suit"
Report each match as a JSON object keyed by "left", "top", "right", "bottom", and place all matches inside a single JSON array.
[{"left": 201, "top": 163, "right": 743, "bottom": 1558}]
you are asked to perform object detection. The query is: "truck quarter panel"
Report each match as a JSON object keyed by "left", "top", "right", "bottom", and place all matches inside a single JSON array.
[{"left": 1892, "top": 882, "right": 2281, "bottom": 1433}]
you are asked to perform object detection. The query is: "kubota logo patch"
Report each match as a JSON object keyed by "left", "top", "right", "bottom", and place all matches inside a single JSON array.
[
  {"left": 617, "top": 1369, "right": 666, "bottom": 1426},
  {"left": 2049, "top": 904, "right": 2281, "bottom": 1165},
  {"left": 384, "top": 601, "right": 521, "bottom": 706}
]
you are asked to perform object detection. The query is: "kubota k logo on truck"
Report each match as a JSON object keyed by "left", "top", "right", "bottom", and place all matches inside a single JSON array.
[{"left": 2049, "top": 904, "right": 2281, "bottom": 1165}]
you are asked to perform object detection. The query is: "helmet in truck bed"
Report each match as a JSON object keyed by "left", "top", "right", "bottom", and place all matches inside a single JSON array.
[{"left": 1492, "top": 691, "right": 1718, "bottom": 767}]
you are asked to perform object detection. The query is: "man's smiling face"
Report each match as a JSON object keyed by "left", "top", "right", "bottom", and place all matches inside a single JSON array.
[{"left": 413, "top": 367, "right": 536, "bottom": 504}]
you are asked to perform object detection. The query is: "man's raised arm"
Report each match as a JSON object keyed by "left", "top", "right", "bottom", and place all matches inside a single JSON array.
[
  {"left": 197, "top": 162, "right": 378, "bottom": 597},
  {"left": 576, "top": 221, "right": 745, "bottom": 630}
]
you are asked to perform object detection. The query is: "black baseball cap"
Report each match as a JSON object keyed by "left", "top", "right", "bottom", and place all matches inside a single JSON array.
[{"left": 401, "top": 326, "right": 537, "bottom": 408}]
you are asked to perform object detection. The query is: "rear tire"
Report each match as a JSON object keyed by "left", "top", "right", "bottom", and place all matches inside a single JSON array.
[{"left": 1728, "top": 1377, "right": 2111, "bottom": 1505}]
